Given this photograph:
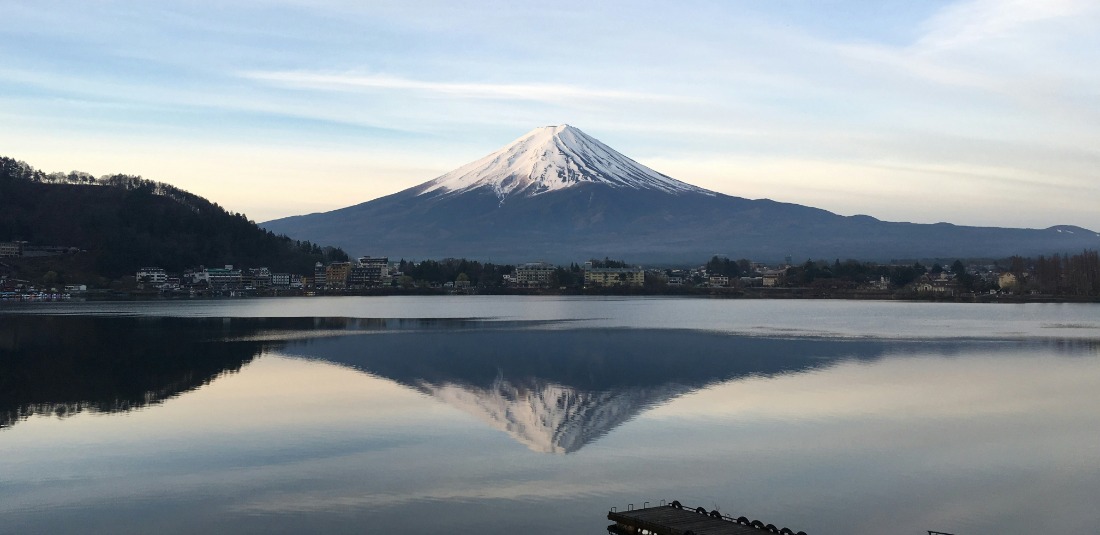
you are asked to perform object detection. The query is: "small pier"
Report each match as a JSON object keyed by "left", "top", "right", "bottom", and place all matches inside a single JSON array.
[{"left": 608, "top": 501, "right": 806, "bottom": 535}]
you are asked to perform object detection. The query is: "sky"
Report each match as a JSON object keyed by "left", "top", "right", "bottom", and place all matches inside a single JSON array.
[{"left": 2, "top": 0, "right": 1099, "bottom": 230}]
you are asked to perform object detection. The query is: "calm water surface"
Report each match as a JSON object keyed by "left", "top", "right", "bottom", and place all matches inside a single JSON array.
[{"left": 1, "top": 297, "right": 1099, "bottom": 534}]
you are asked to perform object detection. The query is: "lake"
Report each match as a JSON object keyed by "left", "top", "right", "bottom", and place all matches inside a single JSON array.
[{"left": 2, "top": 297, "right": 1099, "bottom": 534}]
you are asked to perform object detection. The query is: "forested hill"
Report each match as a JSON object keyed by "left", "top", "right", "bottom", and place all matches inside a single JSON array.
[{"left": 0, "top": 156, "right": 347, "bottom": 278}]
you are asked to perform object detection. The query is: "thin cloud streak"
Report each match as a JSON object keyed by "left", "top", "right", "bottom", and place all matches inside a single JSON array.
[{"left": 241, "top": 70, "right": 674, "bottom": 104}]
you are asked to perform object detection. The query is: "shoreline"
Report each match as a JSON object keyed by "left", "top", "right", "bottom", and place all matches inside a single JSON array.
[{"left": 8, "top": 287, "right": 1097, "bottom": 304}]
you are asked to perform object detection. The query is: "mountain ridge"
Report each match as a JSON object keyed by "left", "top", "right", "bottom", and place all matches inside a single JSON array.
[
  {"left": 261, "top": 126, "right": 1100, "bottom": 263},
  {"left": 0, "top": 156, "right": 348, "bottom": 280}
]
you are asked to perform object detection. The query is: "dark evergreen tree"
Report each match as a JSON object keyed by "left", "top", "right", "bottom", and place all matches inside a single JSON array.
[{"left": 0, "top": 156, "right": 346, "bottom": 279}]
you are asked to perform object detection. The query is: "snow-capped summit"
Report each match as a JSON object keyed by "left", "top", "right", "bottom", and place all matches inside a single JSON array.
[{"left": 416, "top": 124, "right": 713, "bottom": 201}]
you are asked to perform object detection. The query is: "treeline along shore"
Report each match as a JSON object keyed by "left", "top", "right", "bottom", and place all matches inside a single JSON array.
[
  {"left": 6, "top": 253, "right": 1099, "bottom": 303},
  {"left": 2, "top": 155, "right": 1098, "bottom": 303}
]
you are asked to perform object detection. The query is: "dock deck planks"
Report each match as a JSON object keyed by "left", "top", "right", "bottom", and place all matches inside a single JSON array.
[{"left": 608, "top": 504, "right": 799, "bottom": 535}]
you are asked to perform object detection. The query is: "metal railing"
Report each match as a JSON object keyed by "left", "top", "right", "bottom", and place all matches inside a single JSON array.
[{"left": 608, "top": 499, "right": 807, "bottom": 535}]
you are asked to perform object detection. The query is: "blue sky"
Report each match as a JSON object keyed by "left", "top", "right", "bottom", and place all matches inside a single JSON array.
[{"left": 3, "top": 1, "right": 1098, "bottom": 230}]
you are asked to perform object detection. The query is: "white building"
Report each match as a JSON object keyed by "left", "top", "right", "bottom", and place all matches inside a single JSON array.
[
  {"left": 515, "top": 262, "right": 556, "bottom": 287},
  {"left": 194, "top": 265, "right": 242, "bottom": 287},
  {"left": 136, "top": 267, "right": 167, "bottom": 286}
]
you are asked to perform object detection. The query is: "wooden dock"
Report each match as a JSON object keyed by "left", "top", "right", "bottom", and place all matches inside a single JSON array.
[{"left": 608, "top": 501, "right": 806, "bottom": 535}]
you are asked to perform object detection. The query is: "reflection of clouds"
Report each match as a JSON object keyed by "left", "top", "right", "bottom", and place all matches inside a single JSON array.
[
  {"left": 3, "top": 339, "right": 1097, "bottom": 535},
  {"left": 225, "top": 476, "right": 637, "bottom": 514},
  {"left": 216, "top": 345, "right": 1100, "bottom": 532},
  {"left": 646, "top": 349, "right": 1100, "bottom": 422},
  {"left": 1041, "top": 322, "right": 1100, "bottom": 330},
  {"left": 221, "top": 329, "right": 372, "bottom": 342},
  {"left": 621, "top": 349, "right": 1100, "bottom": 534}
]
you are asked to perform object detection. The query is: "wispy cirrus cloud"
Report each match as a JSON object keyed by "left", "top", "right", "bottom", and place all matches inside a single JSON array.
[
  {"left": 916, "top": 0, "right": 1094, "bottom": 52},
  {"left": 6, "top": 1, "right": 1100, "bottom": 229},
  {"left": 240, "top": 70, "right": 672, "bottom": 103}
]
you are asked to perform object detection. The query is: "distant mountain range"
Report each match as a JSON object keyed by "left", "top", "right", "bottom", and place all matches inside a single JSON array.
[{"left": 262, "top": 125, "right": 1100, "bottom": 263}]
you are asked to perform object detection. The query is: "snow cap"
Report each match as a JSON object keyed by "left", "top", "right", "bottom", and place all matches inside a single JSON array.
[{"left": 417, "top": 124, "right": 713, "bottom": 201}]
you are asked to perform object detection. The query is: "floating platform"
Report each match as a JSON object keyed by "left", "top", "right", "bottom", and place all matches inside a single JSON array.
[{"left": 608, "top": 501, "right": 806, "bottom": 535}]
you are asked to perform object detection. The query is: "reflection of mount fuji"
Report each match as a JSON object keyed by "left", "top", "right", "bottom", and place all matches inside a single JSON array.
[
  {"left": 283, "top": 328, "right": 906, "bottom": 454},
  {"left": 6, "top": 316, "right": 1049, "bottom": 451},
  {"left": 429, "top": 376, "right": 688, "bottom": 454}
]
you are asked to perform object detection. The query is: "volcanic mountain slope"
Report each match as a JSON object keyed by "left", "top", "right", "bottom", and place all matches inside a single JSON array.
[{"left": 262, "top": 125, "right": 1099, "bottom": 262}]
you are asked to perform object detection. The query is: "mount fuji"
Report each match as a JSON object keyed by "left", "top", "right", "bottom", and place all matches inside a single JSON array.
[{"left": 262, "top": 125, "right": 1099, "bottom": 262}]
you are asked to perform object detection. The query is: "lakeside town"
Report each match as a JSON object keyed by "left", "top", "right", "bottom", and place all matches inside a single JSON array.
[{"left": 3, "top": 239, "right": 1097, "bottom": 301}]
